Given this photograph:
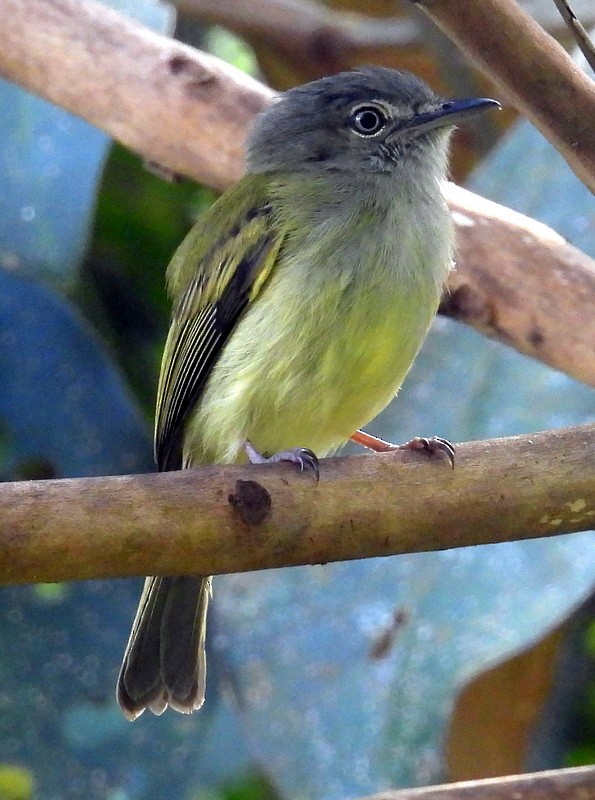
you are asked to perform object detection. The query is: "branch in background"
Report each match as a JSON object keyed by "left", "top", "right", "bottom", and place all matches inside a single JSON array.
[
  {"left": 362, "top": 765, "right": 595, "bottom": 800},
  {"left": 174, "top": 0, "right": 419, "bottom": 77},
  {"left": 173, "top": 0, "right": 595, "bottom": 73},
  {"left": 0, "top": 0, "right": 593, "bottom": 385},
  {"left": 443, "top": 184, "right": 595, "bottom": 387},
  {"left": 0, "top": 425, "right": 593, "bottom": 586},
  {"left": 552, "top": 0, "right": 595, "bottom": 73},
  {"left": 411, "top": 0, "right": 595, "bottom": 193}
]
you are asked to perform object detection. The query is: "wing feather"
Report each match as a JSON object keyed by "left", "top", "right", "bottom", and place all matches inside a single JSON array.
[{"left": 154, "top": 185, "right": 284, "bottom": 471}]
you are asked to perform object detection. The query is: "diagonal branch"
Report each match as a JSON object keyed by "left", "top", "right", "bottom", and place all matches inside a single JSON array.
[
  {"left": 411, "top": 0, "right": 595, "bottom": 192},
  {"left": 0, "top": 424, "right": 593, "bottom": 586},
  {"left": 443, "top": 184, "right": 595, "bottom": 387},
  {"left": 0, "top": 0, "right": 272, "bottom": 189}
]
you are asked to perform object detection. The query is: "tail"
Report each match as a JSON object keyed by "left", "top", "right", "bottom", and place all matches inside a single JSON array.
[{"left": 117, "top": 575, "right": 212, "bottom": 720}]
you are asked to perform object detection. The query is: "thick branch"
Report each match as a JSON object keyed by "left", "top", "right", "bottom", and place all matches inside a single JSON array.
[
  {"left": 0, "top": 0, "right": 594, "bottom": 385},
  {"left": 362, "top": 765, "right": 595, "bottom": 800},
  {"left": 0, "top": 425, "right": 592, "bottom": 586},
  {"left": 443, "top": 184, "right": 595, "bottom": 386},
  {"left": 412, "top": 0, "right": 595, "bottom": 193}
]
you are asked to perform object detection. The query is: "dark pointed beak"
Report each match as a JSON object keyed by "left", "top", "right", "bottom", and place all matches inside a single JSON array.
[{"left": 401, "top": 97, "right": 501, "bottom": 135}]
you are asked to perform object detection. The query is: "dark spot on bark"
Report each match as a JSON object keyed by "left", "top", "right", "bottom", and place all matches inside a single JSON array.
[
  {"left": 168, "top": 54, "right": 190, "bottom": 75},
  {"left": 439, "top": 284, "right": 489, "bottom": 323},
  {"left": 229, "top": 480, "right": 271, "bottom": 525},
  {"left": 167, "top": 53, "right": 215, "bottom": 97}
]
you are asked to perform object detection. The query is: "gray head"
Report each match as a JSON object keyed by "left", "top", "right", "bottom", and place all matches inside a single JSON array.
[{"left": 246, "top": 67, "right": 498, "bottom": 178}]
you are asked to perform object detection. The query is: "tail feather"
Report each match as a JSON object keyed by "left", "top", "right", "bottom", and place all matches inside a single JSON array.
[
  {"left": 161, "top": 576, "right": 211, "bottom": 711},
  {"left": 117, "top": 575, "right": 211, "bottom": 720}
]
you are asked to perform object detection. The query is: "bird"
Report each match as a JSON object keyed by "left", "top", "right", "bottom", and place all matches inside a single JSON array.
[{"left": 116, "top": 66, "right": 498, "bottom": 719}]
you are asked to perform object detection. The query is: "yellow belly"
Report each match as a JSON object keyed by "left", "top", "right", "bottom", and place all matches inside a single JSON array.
[{"left": 183, "top": 264, "right": 440, "bottom": 466}]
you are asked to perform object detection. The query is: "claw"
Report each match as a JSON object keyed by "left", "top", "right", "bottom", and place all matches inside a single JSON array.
[
  {"left": 245, "top": 441, "right": 320, "bottom": 481},
  {"left": 290, "top": 447, "right": 320, "bottom": 480},
  {"left": 352, "top": 429, "right": 455, "bottom": 468},
  {"left": 398, "top": 436, "right": 455, "bottom": 468}
]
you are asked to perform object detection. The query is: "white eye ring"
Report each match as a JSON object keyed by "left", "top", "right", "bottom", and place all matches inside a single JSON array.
[{"left": 349, "top": 105, "right": 388, "bottom": 137}]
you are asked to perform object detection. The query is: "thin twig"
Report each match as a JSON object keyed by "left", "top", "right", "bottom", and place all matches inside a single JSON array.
[
  {"left": 362, "top": 764, "right": 595, "bottom": 800},
  {"left": 552, "top": 0, "right": 595, "bottom": 72}
]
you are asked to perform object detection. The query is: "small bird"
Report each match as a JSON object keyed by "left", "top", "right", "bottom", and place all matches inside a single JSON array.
[{"left": 117, "top": 67, "right": 498, "bottom": 719}]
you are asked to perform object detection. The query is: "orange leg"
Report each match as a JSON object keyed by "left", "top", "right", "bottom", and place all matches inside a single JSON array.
[
  {"left": 350, "top": 430, "right": 455, "bottom": 468},
  {"left": 350, "top": 430, "right": 397, "bottom": 452}
]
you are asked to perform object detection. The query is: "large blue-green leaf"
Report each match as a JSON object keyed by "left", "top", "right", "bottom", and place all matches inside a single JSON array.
[
  {"left": 0, "top": 224, "right": 255, "bottom": 800},
  {"left": 0, "top": 0, "right": 173, "bottom": 288},
  {"left": 0, "top": 5, "right": 257, "bottom": 798},
  {"left": 0, "top": 269, "right": 153, "bottom": 477}
]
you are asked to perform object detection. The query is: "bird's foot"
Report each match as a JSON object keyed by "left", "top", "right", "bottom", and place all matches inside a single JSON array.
[
  {"left": 244, "top": 440, "right": 320, "bottom": 481},
  {"left": 398, "top": 436, "right": 455, "bottom": 469},
  {"left": 351, "top": 430, "right": 455, "bottom": 468}
]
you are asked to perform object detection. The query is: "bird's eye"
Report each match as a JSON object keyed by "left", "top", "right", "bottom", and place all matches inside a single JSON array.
[{"left": 349, "top": 105, "right": 388, "bottom": 137}]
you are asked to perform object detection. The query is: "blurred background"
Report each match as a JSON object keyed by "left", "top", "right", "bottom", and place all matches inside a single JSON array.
[{"left": 0, "top": 1, "right": 593, "bottom": 799}]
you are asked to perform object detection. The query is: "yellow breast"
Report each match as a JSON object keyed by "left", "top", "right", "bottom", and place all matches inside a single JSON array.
[{"left": 184, "top": 259, "right": 442, "bottom": 465}]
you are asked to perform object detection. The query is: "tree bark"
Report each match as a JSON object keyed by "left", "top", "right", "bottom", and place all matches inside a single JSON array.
[
  {"left": 444, "top": 184, "right": 595, "bottom": 387},
  {"left": 0, "top": 425, "right": 592, "bottom": 586}
]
